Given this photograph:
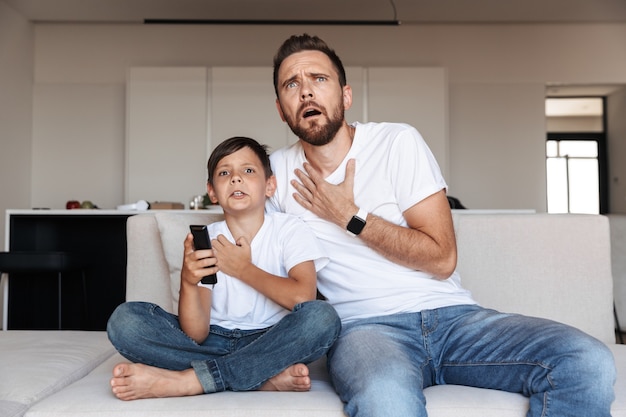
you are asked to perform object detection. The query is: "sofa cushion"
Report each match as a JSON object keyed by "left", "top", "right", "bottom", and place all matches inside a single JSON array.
[
  {"left": 0, "top": 402, "right": 26, "bottom": 417},
  {"left": 24, "top": 351, "right": 531, "bottom": 417},
  {"left": 154, "top": 212, "right": 224, "bottom": 312},
  {"left": 29, "top": 346, "right": 626, "bottom": 417},
  {"left": 0, "top": 331, "right": 115, "bottom": 417},
  {"left": 25, "top": 353, "right": 347, "bottom": 417}
]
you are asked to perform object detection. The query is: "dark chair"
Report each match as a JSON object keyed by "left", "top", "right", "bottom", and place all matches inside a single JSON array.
[
  {"left": 447, "top": 196, "right": 467, "bottom": 209},
  {"left": 0, "top": 251, "right": 88, "bottom": 330}
]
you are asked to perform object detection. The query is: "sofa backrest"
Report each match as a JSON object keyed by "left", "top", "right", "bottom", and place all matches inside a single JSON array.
[
  {"left": 126, "top": 212, "right": 615, "bottom": 344},
  {"left": 453, "top": 213, "right": 614, "bottom": 344}
]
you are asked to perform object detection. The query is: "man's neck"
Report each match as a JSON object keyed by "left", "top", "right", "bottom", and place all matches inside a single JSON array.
[{"left": 301, "top": 122, "right": 355, "bottom": 178}]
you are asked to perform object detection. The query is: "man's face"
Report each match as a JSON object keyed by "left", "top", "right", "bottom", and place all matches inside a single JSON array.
[{"left": 275, "top": 50, "right": 349, "bottom": 146}]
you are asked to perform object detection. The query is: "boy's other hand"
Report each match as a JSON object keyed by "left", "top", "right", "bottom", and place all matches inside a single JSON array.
[{"left": 211, "top": 235, "right": 252, "bottom": 279}]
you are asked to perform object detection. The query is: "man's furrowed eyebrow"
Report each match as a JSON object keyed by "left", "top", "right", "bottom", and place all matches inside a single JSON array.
[
  {"left": 282, "top": 74, "right": 299, "bottom": 87},
  {"left": 310, "top": 72, "right": 331, "bottom": 79}
]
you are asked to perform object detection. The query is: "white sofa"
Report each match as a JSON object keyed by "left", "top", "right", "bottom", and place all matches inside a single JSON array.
[{"left": 2, "top": 212, "right": 626, "bottom": 417}]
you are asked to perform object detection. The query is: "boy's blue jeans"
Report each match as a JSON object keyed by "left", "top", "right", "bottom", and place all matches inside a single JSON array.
[
  {"left": 107, "top": 300, "right": 340, "bottom": 393},
  {"left": 328, "top": 304, "right": 615, "bottom": 417}
]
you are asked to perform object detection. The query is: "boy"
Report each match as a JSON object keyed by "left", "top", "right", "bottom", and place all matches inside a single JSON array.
[{"left": 107, "top": 136, "right": 340, "bottom": 400}]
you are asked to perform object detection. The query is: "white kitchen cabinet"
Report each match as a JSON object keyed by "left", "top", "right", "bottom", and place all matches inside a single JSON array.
[
  {"left": 126, "top": 67, "right": 209, "bottom": 205},
  {"left": 126, "top": 66, "right": 447, "bottom": 203}
]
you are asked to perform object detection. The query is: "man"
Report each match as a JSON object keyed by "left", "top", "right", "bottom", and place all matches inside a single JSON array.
[{"left": 266, "top": 33, "right": 615, "bottom": 417}]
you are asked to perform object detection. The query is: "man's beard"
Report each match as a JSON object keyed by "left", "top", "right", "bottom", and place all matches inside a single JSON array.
[{"left": 285, "top": 103, "right": 345, "bottom": 147}]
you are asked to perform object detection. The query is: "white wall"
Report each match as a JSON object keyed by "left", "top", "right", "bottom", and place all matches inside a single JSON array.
[
  {"left": 547, "top": 116, "right": 604, "bottom": 132},
  {"left": 23, "top": 23, "right": 626, "bottom": 212},
  {"left": 0, "top": 1, "right": 33, "bottom": 250},
  {"left": 450, "top": 82, "right": 548, "bottom": 210},
  {"left": 31, "top": 83, "right": 125, "bottom": 209}
]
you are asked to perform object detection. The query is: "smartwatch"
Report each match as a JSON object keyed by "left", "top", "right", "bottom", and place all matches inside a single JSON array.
[{"left": 346, "top": 207, "right": 368, "bottom": 237}]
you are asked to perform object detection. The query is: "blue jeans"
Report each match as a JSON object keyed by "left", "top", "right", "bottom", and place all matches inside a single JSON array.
[
  {"left": 328, "top": 304, "right": 615, "bottom": 417},
  {"left": 107, "top": 300, "right": 340, "bottom": 393}
]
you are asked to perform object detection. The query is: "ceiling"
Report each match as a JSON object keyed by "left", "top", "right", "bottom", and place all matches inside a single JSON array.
[
  {"left": 5, "top": 0, "right": 624, "bottom": 102},
  {"left": 5, "top": 0, "right": 626, "bottom": 24}
]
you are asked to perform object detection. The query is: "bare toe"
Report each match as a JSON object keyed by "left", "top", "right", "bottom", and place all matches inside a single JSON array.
[{"left": 261, "top": 364, "right": 311, "bottom": 392}]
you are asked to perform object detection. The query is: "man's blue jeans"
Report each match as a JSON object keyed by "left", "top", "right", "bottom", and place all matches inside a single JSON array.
[
  {"left": 107, "top": 300, "right": 340, "bottom": 393},
  {"left": 328, "top": 304, "right": 615, "bottom": 417}
]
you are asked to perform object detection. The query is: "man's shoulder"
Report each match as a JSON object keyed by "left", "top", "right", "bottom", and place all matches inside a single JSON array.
[
  {"left": 270, "top": 141, "right": 302, "bottom": 160},
  {"left": 354, "top": 122, "right": 425, "bottom": 153},
  {"left": 357, "top": 121, "right": 418, "bottom": 136}
]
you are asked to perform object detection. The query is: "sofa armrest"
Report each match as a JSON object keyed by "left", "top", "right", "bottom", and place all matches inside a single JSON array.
[
  {"left": 126, "top": 211, "right": 226, "bottom": 314},
  {"left": 126, "top": 214, "right": 173, "bottom": 312}
]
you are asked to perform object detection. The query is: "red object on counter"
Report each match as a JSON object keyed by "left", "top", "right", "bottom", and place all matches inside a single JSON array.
[{"left": 66, "top": 200, "right": 81, "bottom": 209}]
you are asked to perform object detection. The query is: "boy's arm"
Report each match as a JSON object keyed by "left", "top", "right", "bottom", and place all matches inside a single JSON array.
[
  {"left": 178, "top": 233, "right": 213, "bottom": 343},
  {"left": 212, "top": 235, "right": 317, "bottom": 310}
]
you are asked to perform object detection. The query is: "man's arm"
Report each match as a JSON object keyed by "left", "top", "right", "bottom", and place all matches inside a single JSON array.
[
  {"left": 358, "top": 190, "right": 457, "bottom": 280},
  {"left": 291, "top": 159, "right": 457, "bottom": 280}
]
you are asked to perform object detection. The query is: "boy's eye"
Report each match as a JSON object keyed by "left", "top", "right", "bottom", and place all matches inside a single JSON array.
[
  {"left": 244, "top": 168, "right": 254, "bottom": 174},
  {"left": 218, "top": 170, "right": 229, "bottom": 176}
]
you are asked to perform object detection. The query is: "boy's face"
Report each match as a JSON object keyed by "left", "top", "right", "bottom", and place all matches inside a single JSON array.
[{"left": 207, "top": 147, "right": 276, "bottom": 214}]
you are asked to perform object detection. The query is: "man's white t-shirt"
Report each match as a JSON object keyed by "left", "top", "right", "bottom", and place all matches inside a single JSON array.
[
  {"left": 199, "top": 211, "right": 328, "bottom": 330},
  {"left": 267, "top": 122, "right": 476, "bottom": 324}
]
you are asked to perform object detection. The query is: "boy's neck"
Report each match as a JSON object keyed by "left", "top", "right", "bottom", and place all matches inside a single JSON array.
[{"left": 223, "top": 210, "right": 265, "bottom": 242}]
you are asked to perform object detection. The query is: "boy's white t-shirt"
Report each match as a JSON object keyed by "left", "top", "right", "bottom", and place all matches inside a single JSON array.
[
  {"left": 267, "top": 122, "right": 476, "bottom": 324},
  {"left": 199, "top": 211, "right": 328, "bottom": 330}
]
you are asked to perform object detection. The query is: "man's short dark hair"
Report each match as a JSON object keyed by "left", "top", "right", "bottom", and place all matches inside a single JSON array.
[
  {"left": 272, "top": 33, "right": 347, "bottom": 97},
  {"left": 207, "top": 136, "right": 273, "bottom": 186}
]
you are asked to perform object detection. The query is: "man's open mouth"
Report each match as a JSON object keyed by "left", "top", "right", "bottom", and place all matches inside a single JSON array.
[{"left": 303, "top": 108, "right": 322, "bottom": 118}]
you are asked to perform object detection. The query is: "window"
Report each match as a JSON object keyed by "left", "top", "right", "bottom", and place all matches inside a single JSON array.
[
  {"left": 546, "top": 139, "right": 600, "bottom": 214},
  {"left": 545, "top": 97, "right": 607, "bottom": 214}
]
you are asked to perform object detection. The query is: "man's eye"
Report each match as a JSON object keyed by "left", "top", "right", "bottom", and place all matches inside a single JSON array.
[
  {"left": 287, "top": 81, "right": 297, "bottom": 89},
  {"left": 316, "top": 76, "right": 327, "bottom": 82}
]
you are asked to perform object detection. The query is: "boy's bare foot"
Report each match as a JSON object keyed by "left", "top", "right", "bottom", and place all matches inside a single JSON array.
[
  {"left": 110, "top": 363, "right": 203, "bottom": 401},
  {"left": 260, "top": 363, "right": 311, "bottom": 392}
]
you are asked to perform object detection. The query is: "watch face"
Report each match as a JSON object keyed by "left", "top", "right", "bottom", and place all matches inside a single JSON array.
[{"left": 347, "top": 216, "right": 366, "bottom": 235}]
